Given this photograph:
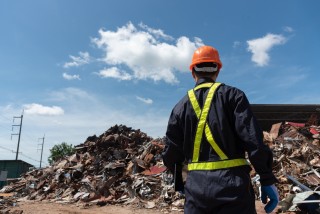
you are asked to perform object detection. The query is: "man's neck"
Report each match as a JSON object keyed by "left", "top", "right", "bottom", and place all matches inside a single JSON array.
[
  {"left": 195, "top": 77, "right": 216, "bottom": 86},
  {"left": 195, "top": 76, "right": 216, "bottom": 82}
]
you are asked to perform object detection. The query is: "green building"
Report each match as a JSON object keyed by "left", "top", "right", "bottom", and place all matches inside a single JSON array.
[{"left": 0, "top": 160, "right": 34, "bottom": 188}]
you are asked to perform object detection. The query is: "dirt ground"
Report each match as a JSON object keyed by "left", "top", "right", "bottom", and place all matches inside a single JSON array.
[
  {"left": 8, "top": 200, "right": 280, "bottom": 214},
  {"left": 8, "top": 201, "right": 179, "bottom": 214}
]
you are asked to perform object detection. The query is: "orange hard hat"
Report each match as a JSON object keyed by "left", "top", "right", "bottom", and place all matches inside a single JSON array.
[{"left": 189, "top": 46, "right": 222, "bottom": 71}]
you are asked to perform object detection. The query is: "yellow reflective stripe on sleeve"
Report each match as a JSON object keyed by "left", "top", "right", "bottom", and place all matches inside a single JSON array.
[
  {"left": 188, "top": 158, "right": 248, "bottom": 171},
  {"left": 192, "top": 83, "right": 221, "bottom": 162},
  {"left": 204, "top": 124, "right": 228, "bottom": 160}
]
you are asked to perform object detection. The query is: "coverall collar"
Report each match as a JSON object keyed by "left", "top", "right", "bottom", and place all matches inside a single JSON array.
[{"left": 195, "top": 77, "right": 215, "bottom": 87}]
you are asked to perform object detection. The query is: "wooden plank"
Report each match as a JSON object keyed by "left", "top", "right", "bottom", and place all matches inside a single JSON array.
[{"left": 269, "top": 122, "right": 282, "bottom": 139}]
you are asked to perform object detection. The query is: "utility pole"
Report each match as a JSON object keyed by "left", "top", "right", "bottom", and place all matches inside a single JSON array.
[
  {"left": 11, "top": 110, "right": 24, "bottom": 160},
  {"left": 38, "top": 135, "right": 45, "bottom": 168}
]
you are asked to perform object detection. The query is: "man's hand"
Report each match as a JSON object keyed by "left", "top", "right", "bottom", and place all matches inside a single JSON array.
[{"left": 260, "top": 184, "right": 279, "bottom": 213}]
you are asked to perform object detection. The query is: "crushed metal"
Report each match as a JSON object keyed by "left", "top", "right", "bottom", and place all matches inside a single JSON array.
[
  {"left": 0, "top": 125, "right": 182, "bottom": 212},
  {"left": 260, "top": 120, "right": 320, "bottom": 213},
  {"left": 1, "top": 121, "right": 320, "bottom": 213}
]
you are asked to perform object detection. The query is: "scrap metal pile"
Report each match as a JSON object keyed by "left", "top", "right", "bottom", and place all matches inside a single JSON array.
[
  {"left": 1, "top": 121, "right": 320, "bottom": 213},
  {"left": 261, "top": 121, "right": 320, "bottom": 213},
  {"left": 0, "top": 125, "right": 183, "bottom": 212}
]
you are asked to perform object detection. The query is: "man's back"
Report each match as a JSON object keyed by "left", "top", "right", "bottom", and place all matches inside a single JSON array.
[{"left": 162, "top": 45, "right": 278, "bottom": 214}]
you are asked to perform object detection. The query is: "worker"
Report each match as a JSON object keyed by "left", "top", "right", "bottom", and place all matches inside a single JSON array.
[{"left": 162, "top": 45, "right": 279, "bottom": 214}]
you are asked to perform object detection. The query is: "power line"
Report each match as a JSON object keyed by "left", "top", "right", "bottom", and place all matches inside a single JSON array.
[
  {"left": 0, "top": 114, "right": 12, "bottom": 121},
  {"left": 0, "top": 121, "right": 12, "bottom": 133},
  {"left": 1, "top": 112, "right": 40, "bottom": 141},
  {"left": 0, "top": 145, "right": 15, "bottom": 153},
  {"left": 1, "top": 112, "right": 51, "bottom": 167},
  {"left": 19, "top": 153, "right": 40, "bottom": 163},
  {"left": 23, "top": 132, "right": 39, "bottom": 142},
  {"left": 0, "top": 145, "right": 49, "bottom": 166},
  {"left": 0, "top": 123, "right": 11, "bottom": 130}
]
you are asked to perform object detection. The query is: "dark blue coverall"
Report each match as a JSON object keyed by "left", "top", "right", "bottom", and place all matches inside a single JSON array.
[{"left": 162, "top": 78, "right": 277, "bottom": 214}]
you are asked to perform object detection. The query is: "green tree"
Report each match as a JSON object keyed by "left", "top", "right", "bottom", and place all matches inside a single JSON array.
[{"left": 48, "top": 142, "right": 75, "bottom": 165}]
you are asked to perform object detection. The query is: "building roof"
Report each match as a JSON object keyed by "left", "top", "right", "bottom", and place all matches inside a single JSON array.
[
  {"left": 0, "top": 160, "right": 33, "bottom": 167},
  {"left": 251, "top": 104, "right": 320, "bottom": 132}
]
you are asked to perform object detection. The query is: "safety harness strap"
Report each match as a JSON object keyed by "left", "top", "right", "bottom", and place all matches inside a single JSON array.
[
  {"left": 189, "top": 83, "right": 222, "bottom": 162},
  {"left": 188, "top": 158, "right": 249, "bottom": 171},
  {"left": 192, "top": 85, "right": 216, "bottom": 162},
  {"left": 187, "top": 82, "right": 248, "bottom": 170},
  {"left": 204, "top": 123, "right": 228, "bottom": 160},
  {"left": 194, "top": 83, "right": 214, "bottom": 91}
]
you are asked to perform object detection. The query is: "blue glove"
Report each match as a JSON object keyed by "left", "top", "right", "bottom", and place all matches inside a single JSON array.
[{"left": 260, "top": 184, "right": 279, "bottom": 213}]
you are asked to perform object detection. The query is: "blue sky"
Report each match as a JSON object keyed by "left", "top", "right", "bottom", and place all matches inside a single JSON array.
[{"left": 1, "top": 0, "right": 319, "bottom": 167}]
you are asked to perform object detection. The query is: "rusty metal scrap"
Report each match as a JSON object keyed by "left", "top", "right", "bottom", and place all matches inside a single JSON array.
[
  {"left": 0, "top": 193, "right": 22, "bottom": 214},
  {"left": 1, "top": 121, "right": 319, "bottom": 213},
  {"left": 261, "top": 121, "right": 320, "bottom": 213},
  {"left": 0, "top": 125, "right": 181, "bottom": 212}
]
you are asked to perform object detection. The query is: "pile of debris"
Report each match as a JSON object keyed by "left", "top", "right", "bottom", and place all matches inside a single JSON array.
[
  {"left": 262, "top": 121, "right": 320, "bottom": 213},
  {"left": 1, "top": 122, "right": 319, "bottom": 213},
  {"left": 0, "top": 193, "right": 21, "bottom": 214},
  {"left": 0, "top": 125, "right": 183, "bottom": 212}
]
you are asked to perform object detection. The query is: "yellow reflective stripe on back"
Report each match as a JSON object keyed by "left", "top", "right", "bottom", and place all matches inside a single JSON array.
[
  {"left": 188, "top": 90, "right": 201, "bottom": 118},
  {"left": 204, "top": 124, "right": 228, "bottom": 160},
  {"left": 192, "top": 83, "right": 221, "bottom": 162},
  {"left": 194, "top": 83, "right": 213, "bottom": 91},
  {"left": 188, "top": 158, "right": 248, "bottom": 171},
  {"left": 187, "top": 82, "right": 245, "bottom": 170},
  {"left": 188, "top": 83, "right": 215, "bottom": 118},
  {"left": 188, "top": 92, "right": 227, "bottom": 159}
]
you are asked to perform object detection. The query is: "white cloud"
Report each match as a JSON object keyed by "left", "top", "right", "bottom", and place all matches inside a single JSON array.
[
  {"left": 0, "top": 104, "right": 13, "bottom": 112},
  {"left": 136, "top": 96, "right": 153, "bottom": 104},
  {"left": 48, "top": 87, "right": 92, "bottom": 102},
  {"left": 0, "top": 90, "right": 170, "bottom": 166},
  {"left": 92, "top": 22, "right": 203, "bottom": 84},
  {"left": 62, "top": 73, "right": 81, "bottom": 80},
  {"left": 138, "top": 23, "right": 173, "bottom": 40},
  {"left": 247, "top": 33, "right": 287, "bottom": 66},
  {"left": 24, "top": 103, "right": 64, "bottom": 116},
  {"left": 97, "top": 67, "right": 132, "bottom": 81},
  {"left": 63, "top": 51, "right": 90, "bottom": 68},
  {"left": 233, "top": 41, "right": 241, "bottom": 48},
  {"left": 283, "top": 26, "right": 294, "bottom": 33}
]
